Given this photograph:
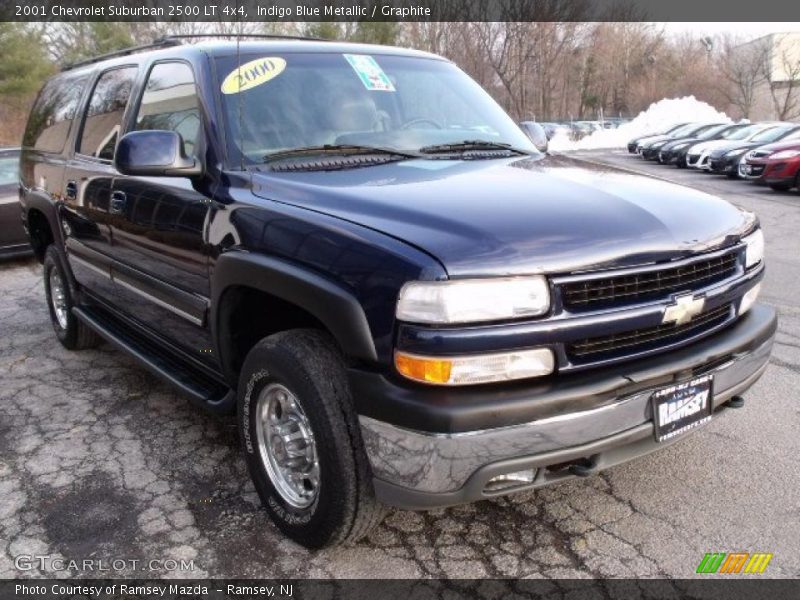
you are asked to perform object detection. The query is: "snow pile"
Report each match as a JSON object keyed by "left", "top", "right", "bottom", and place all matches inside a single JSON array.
[{"left": 548, "top": 96, "right": 731, "bottom": 151}]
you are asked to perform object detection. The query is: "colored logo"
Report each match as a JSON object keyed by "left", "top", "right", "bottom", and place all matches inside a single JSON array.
[{"left": 696, "top": 552, "right": 773, "bottom": 574}]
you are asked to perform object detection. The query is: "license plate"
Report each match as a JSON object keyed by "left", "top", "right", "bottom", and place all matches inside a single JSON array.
[{"left": 651, "top": 375, "right": 713, "bottom": 442}]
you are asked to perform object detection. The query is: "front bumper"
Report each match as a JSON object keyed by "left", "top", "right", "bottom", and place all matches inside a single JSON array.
[
  {"left": 710, "top": 155, "right": 743, "bottom": 174},
  {"left": 356, "top": 304, "right": 776, "bottom": 509},
  {"left": 641, "top": 147, "right": 662, "bottom": 160}
]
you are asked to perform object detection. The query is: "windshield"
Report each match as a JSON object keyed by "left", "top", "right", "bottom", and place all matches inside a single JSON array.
[
  {"left": 728, "top": 125, "right": 769, "bottom": 141},
  {"left": 697, "top": 124, "right": 731, "bottom": 140},
  {"left": 718, "top": 125, "right": 745, "bottom": 139},
  {"left": 0, "top": 156, "right": 17, "bottom": 185},
  {"left": 669, "top": 123, "right": 701, "bottom": 137},
  {"left": 751, "top": 125, "right": 796, "bottom": 143},
  {"left": 659, "top": 123, "right": 686, "bottom": 135},
  {"left": 216, "top": 52, "right": 536, "bottom": 165}
]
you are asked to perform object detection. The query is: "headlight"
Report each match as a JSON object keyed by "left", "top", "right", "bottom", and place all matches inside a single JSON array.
[
  {"left": 770, "top": 149, "right": 800, "bottom": 160},
  {"left": 671, "top": 142, "right": 690, "bottom": 150},
  {"left": 396, "top": 276, "right": 550, "bottom": 324},
  {"left": 739, "top": 283, "right": 761, "bottom": 316},
  {"left": 725, "top": 147, "right": 748, "bottom": 157},
  {"left": 742, "top": 229, "right": 764, "bottom": 269},
  {"left": 395, "top": 348, "right": 555, "bottom": 385}
]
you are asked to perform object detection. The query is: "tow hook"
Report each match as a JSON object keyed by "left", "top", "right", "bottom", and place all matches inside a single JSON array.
[{"left": 728, "top": 395, "right": 745, "bottom": 409}]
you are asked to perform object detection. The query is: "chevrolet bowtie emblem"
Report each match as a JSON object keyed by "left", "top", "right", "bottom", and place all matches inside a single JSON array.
[{"left": 662, "top": 294, "right": 705, "bottom": 326}]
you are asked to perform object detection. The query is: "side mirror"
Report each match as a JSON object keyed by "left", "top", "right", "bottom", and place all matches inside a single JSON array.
[
  {"left": 519, "top": 121, "right": 549, "bottom": 153},
  {"left": 115, "top": 130, "right": 202, "bottom": 177}
]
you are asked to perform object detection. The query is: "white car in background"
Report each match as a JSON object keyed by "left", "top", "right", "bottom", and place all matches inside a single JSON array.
[{"left": 686, "top": 123, "right": 780, "bottom": 170}]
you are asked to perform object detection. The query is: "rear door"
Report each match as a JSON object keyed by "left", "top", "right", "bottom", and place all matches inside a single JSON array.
[
  {"left": 105, "top": 61, "right": 213, "bottom": 359},
  {"left": 62, "top": 65, "right": 138, "bottom": 302}
]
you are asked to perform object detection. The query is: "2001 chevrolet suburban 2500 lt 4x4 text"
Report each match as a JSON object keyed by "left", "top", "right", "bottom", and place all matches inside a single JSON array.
[{"left": 18, "top": 37, "right": 776, "bottom": 548}]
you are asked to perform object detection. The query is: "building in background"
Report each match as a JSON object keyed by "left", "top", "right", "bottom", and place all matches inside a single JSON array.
[{"left": 731, "top": 32, "right": 800, "bottom": 121}]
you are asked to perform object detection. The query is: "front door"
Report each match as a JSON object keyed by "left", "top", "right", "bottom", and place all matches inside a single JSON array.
[{"left": 105, "top": 61, "right": 213, "bottom": 362}]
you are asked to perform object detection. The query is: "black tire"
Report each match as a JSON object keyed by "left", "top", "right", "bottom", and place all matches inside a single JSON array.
[
  {"left": 43, "top": 245, "right": 101, "bottom": 350},
  {"left": 726, "top": 171, "right": 739, "bottom": 179},
  {"left": 769, "top": 182, "right": 792, "bottom": 192},
  {"left": 238, "top": 329, "right": 387, "bottom": 548}
]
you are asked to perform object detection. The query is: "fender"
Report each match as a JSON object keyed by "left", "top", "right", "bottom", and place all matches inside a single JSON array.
[
  {"left": 211, "top": 251, "right": 379, "bottom": 383},
  {"left": 21, "top": 187, "right": 65, "bottom": 258}
]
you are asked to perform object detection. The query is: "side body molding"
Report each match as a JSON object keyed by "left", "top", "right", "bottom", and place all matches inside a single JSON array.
[{"left": 211, "top": 251, "right": 379, "bottom": 383}]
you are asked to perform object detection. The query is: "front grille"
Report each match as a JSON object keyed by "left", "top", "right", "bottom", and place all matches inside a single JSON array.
[
  {"left": 567, "top": 303, "right": 732, "bottom": 361},
  {"left": 562, "top": 252, "right": 738, "bottom": 311}
]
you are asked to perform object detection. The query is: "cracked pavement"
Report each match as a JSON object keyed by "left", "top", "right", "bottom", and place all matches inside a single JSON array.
[{"left": 1, "top": 152, "right": 799, "bottom": 580}]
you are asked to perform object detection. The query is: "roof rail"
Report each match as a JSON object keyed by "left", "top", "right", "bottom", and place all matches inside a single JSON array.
[
  {"left": 155, "top": 33, "right": 329, "bottom": 43},
  {"left": 61, "top": 38, "right": 182, "bottom": 71}
]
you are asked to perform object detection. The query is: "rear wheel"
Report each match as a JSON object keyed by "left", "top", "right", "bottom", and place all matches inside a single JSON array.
[
  {"left": 43, "top": 245, "right": 101, "bottom": 350},
  {"left": 238, "top": 329, "right": 386, "bottom": 548}
]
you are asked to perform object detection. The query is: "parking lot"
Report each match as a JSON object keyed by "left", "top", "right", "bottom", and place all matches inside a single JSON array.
[{"left": 1, "top": 150, "right": 798, "bottom": 580}]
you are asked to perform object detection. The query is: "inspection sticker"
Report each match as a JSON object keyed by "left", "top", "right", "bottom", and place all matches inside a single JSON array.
[
  {"left": 220, "top": 57, "right": 286, "bottom": 94},
  {"left": 343, "top": 54, "right": 395, "bottom": 91}
]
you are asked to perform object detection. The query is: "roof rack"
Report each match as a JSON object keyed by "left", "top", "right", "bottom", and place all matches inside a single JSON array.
[
  {"left": 60, "top": 33, "right": 330, "bottom": 72},
  {"left": 61, "top": 38, "right": 182, "bottom": 71},
  {"left": 155, "top": 33, "right": 328, "bottom": 43}
]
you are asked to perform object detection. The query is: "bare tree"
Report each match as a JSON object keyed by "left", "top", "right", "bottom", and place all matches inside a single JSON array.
[{"left": 717, "top": 33, "right": 770, "bottom": 119}]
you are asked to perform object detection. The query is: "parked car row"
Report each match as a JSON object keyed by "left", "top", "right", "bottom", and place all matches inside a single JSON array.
[{"left": 629, "top": 121, "right": 800, "bottom": 191}]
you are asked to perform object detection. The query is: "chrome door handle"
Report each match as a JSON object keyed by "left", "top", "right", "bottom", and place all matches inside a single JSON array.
[{"left": 109, "top": 191, "right": 127, "bottom": 215}]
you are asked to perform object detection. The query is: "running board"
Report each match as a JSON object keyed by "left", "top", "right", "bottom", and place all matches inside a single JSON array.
[{"left": 73, "top": 305, "right": 235, "bottom": 414}]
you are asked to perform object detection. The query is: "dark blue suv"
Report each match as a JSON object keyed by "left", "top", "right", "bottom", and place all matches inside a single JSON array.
[{"left": 19, "top": 38, "right": 776, "bottom": 548}]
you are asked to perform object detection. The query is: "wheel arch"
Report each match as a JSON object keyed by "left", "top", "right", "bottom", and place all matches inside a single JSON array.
[{"left": 211, "top": 251, "right": 378, "bottom": 387}]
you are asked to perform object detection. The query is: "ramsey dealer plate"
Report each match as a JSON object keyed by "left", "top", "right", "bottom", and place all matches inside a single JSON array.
[{"left": 651, "top": 375, "right": 713, "bottom": 442}]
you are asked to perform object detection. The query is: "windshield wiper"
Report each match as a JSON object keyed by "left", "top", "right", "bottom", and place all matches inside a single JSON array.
[
  {"left": 418, "top": 140, "right": 531, "bottom": 156},
  {"left": 263, "top": 144, "right": 420, "bottom": 163}
]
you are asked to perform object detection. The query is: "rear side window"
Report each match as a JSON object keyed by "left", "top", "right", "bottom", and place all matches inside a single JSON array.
[
  {"left": 22, "top": 72, "right": 89, "bottom": 153},
  {"left": 134, "top": 62, "right": 201, "bottom": 157},
  {"left": 78, "top": 67, "right": 138, "bottom": 160}
]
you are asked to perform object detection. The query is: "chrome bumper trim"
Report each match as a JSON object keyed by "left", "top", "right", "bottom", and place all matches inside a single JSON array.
[{"left": 359, "top": 335, "right": 773, "bottom": 494}]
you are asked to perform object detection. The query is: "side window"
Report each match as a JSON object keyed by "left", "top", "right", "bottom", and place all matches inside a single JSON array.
[
  {"left": 22, "top": 72, "right": 90, "bottom": 153},
  {"left": 78, "top": 67, "right": 138, "bottom": 160},
  {"left": 135, "top": 62, "right": 201, "bottom": 157}
]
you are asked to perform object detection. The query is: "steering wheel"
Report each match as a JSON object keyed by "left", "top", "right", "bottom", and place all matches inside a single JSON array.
[{"left": 400, "top": 117, "right": 444, "bottom": 130}]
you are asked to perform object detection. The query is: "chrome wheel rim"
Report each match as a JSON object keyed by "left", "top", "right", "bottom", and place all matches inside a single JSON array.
[
  {"left": 49, "top": 268, "right": 68, "bottom": 330},
  {"left": 255, "top": 383, "right": 320, "bottom": 509}
]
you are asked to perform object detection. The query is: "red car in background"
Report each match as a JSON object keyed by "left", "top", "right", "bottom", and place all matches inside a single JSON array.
[{"left": 742, "top": 139, "right": 800, "bottom": 191}]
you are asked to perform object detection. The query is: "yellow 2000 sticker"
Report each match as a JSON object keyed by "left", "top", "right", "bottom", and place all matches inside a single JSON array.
[{"left": 221, "top": 57, "right": 286, "bottom": 94}]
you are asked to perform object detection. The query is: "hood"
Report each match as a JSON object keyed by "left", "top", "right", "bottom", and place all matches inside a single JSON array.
[
  {"left": 250, "top": 154, "right": 753, "bottom": 278},
  {"left": 638, "top": 134, "right": 672, "bottom": 148},
  {"left": 692, "top": 139, "right": 734, "bottom": 154},
  {"left": 749, "top": 139, "right": 800, "bottom": 155},
  {"left": 662, "top": 136, "right": 702, "bottom": 151},
  {"left": 709, "top": 140, "right": 764, "bottom": 159},
  {"left": 634, "top": 134, "right": 670, "bottom": 146}
]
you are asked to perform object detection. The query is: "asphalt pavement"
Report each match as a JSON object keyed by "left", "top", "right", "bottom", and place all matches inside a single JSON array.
[{"left": 1, "top": 150, "right": 798, "bottom": 581}]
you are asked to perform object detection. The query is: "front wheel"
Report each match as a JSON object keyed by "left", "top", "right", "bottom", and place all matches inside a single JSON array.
[
  {"left": 769, "top": 182, "right": 792, "bottom": 191},
  {"left": 238, "top": 329, "right": 387, "bottom": 548}
]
